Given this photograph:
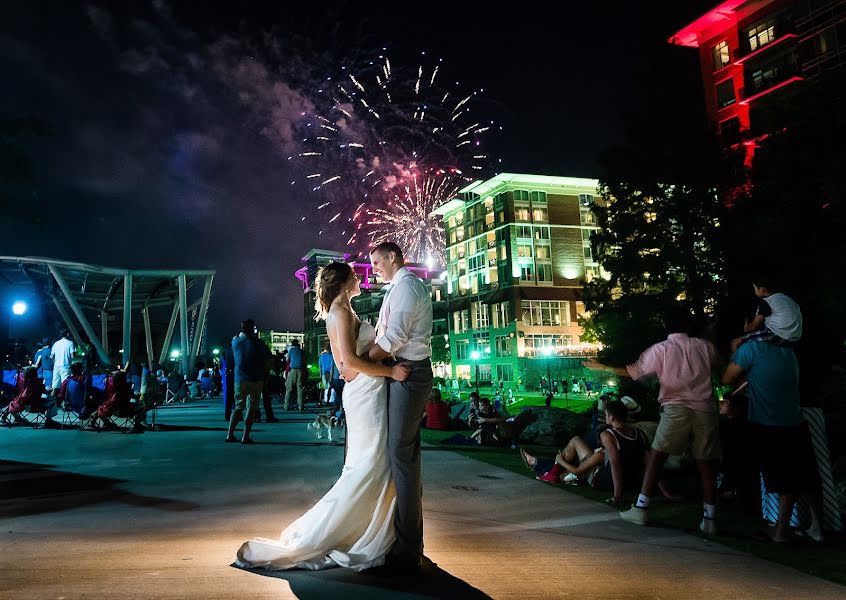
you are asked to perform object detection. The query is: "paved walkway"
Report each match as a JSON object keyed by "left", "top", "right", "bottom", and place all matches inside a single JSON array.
[{"left": 2, "top": 401, "right": 844, "bottom": 600}]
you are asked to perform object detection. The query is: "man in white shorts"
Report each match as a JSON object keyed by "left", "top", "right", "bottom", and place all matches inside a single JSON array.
[{"left": 50, "top": 330, "right": 75, "bottom": 397}]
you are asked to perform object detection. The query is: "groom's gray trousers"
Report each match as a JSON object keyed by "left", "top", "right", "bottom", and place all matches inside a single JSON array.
[{"left": 386, "top": 356, "right": 433, "bottom": 564}]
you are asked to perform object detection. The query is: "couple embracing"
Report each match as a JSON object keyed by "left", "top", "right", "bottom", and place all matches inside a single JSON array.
[{"left": 236, "top": 242, "right": 433, "bottom": 575}]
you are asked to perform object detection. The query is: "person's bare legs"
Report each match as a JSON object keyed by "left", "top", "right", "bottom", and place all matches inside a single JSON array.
[
  {"left": 561, "top": 435, "right": 592, "bottom": 464},
  {"left": 773, "top": 493, "right": 798, "bottom": 542},
  {"left": 640, "top": 449, "right": 669, "bottom": 498},
  {"left": 242, "top": 392, "right": 256, "bottom": 443},
  {"left": 696, "top": 459, "right": 718, "bottom": 506}
]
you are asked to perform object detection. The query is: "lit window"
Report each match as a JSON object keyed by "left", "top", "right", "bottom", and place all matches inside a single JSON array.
[
  {"left": 712, "top": 40, "right": 730, "bottom": 70},
  {"left": 748, "top": 20, "right": 776, "bottom": 52}
]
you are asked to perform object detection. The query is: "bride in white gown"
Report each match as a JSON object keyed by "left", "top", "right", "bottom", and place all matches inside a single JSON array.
[{"left": 236, "top": 262, "right": 410, "bottom": 572}]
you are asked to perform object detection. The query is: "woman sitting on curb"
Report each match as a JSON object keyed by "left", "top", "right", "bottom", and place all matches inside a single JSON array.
[{"left": 520, "top": 400, "right": 660, "bottom": 507}]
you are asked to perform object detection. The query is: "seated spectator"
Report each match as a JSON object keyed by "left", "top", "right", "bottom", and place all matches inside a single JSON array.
[
  {"left": 425, "top": 388, "right": 450, "bottom": 430},
  {"left": 4, "top": 366, "right": 57, "bottom": 427},
  {"left": 58, "top": 362, "right": 86, "bottom": 408},
  {"left": 87, "top": 370, "right": 144, "bottom": 433},
  {"left": 471, "top": 398, "right": 504, "bottom": 445},
  {"left": 520, "top": 400, "right": 650, "bottom": 506},
  {"left": 467, "top": 392, "right": 482, "bottom": 429},
  {"left": 138, "top": 366, "right": 162, "bottom": 428}
]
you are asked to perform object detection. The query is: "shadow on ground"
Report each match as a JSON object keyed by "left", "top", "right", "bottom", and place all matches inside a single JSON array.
[
  {"left": 0, "top": 460, "right": 199, "bottom": 517},
  {"left": 232, "top": 558, "right": 491, "bottom": 599}
]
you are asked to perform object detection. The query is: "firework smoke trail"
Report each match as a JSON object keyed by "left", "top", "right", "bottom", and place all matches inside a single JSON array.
[
  {"left": 365, "top": 169, "right": 460, "bottom": 266},
  {"left": 290, "top": 51, "right": 498, "bottom": 255}
]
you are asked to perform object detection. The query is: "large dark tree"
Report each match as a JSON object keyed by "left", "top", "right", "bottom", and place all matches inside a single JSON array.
[{"left": 581, "top": 41, "right": 738, "bottom": 366}]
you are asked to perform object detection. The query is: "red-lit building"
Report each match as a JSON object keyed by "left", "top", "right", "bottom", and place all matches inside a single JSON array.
[{"left": 670, "top": 0, "right": 846, "bottom": 147}]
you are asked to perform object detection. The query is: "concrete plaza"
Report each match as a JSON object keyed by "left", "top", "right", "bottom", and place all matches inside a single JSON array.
[{"left": 2, "top": 401, "right": 843, "bottom": 600}]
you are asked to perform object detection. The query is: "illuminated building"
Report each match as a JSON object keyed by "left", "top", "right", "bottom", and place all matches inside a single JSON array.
[
  {"left": 670, "top": 0, "right": 846, "bottom": 149},
  {"left": 258, "top": 331, "right": 305, "bottom": 355},
  {"left": 430, "top": 173, "right": 603, "bottom": 387}
]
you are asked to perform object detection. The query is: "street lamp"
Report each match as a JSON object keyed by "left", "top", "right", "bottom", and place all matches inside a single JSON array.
[
  {"left": 470, "top": 350, "right": 481, "bottom": 393},
  {"left": 212, "top": 348, "right": 220, "bottom": 356},
  {"left": 11, "top": 301, "right": 27, "bottom": 316},
  {"left": 10, "top": 300, "right": 28, "bottom": 366},
  {"left": 542, "top": 347, "right": 553, "bottom": 394}
]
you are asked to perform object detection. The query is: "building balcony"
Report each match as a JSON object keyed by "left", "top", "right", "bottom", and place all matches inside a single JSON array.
[
  {"left": 733, "top": 16, "right": 797, "bottom": 65},
  {"left": 740, "top": 55, "right": 802, "bottom": 104}
]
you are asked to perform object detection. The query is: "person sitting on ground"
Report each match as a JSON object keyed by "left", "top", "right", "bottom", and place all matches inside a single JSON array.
[
  {"left": 471, "top": 398, "right": 504, "bottom": 445},
  {"left": 424, "top": 388, "right": 450, "bottom": 430},
  {"left": 87, "top": 369, "right": 144, "bottom": 433},
  {"left": 4, "top": 366, "right": 57, "bottom": 427},
  {"left": 57, "top": 362, "right": 86, "bottom": 409},
  {"left": 521, "top": 400, "right": 647, "bottom": 505},
  {"left": 731, "top": 274, "right": 802, "bottom": 352},
  {"left": 467, "top": 392, "right": 482, "bottom": 429}
]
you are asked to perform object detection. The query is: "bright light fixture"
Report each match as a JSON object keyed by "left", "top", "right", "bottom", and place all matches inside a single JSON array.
[
  {"left": 11, "top": 301, "right": 27, "bottom": 315},
  {"left": 470, "top": 350, "right": 480, "bottom": 360}
]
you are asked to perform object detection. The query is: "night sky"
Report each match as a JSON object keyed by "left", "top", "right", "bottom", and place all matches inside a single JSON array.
[{"left": 1, "top": 0, "right": 716, "bottom": 340}]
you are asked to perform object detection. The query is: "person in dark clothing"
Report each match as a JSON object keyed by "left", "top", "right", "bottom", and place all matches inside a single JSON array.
[
  {"left": 222, "top": 336, "right": 236, "bottom": 421},
  {"left": 226, "top": 320, "right": 272, "bottom": 444}
]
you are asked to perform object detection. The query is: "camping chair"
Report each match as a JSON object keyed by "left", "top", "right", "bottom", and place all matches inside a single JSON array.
[
  {"left": 61, "top": 377, "right": 89, "bottom": 429},
  {"left": 200, "top": 373, "right": 214, "bottom": 398},
  {"left": 1, "top": 369, "right": 19, "bottom": 404}
]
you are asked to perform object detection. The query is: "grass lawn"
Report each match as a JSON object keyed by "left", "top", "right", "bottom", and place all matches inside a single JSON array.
[{"left": 421, "top": 427, "right": 846, "bottom": 587}]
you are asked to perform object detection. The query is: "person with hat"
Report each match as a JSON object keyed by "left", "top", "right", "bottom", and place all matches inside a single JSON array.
[
  {"left": 584, "top": 306, "right": 722, "bottom": 536},
  {"left": 520, "top": 400, "right": 649, "bottom": 507}
]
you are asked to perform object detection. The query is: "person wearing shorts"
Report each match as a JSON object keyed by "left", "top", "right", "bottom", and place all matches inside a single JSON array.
[
  {"left": 225, "top": 319, "right": 272, "bottom": 445},
  {"left": 723, "top": 339, "right": 823, "bottom": 542},
  {"left": 585, "top": 306, "right": 721, "bottom": 535}
]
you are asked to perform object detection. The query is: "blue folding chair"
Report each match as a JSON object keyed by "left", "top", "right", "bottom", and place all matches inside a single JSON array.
[{"left": 61, "top": 378, "right": 89, "bottom": 429}]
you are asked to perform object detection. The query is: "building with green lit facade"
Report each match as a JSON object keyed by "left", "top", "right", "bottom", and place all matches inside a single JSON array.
[{"left": 431, "top": 173, "right": 604, "bottom": 389}]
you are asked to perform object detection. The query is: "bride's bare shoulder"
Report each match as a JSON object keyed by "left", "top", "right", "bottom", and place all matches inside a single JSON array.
[{"left": 327, "top": 304, "right": 355, "bottom": 327}]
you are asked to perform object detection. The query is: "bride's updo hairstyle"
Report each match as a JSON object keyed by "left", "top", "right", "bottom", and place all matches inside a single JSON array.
[{"left": 314, "top": 261, "right": 355, "bottom": 321}]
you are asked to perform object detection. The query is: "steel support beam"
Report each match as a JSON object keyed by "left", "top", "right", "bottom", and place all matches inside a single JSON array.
[
  {"left": 122, "top": 273, "right": 132, "bottom": 366},
  {"left": 159, "top": 301, "right": 179, "bottom": 366},
  {"left": 178, "top": 275, "right": 189, "bottom": 375},
  {"left": 48, "top": 265, "right": 110, "bottom": 365},
  {"left": 49, "top": 294, "right": 84, "bottom": 350},
  {"left": 101, "top": 311, "right": 109, "bottom": 355},
  {"left": 143, "top": 306, "right": 155, "bottom": 372},
  {"left": 189, "top": 274, "right": 214, "bottom": 373}
]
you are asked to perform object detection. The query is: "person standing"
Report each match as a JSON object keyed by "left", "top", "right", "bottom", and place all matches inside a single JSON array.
[
  {"left": 226, "top": 320, "right": 272, "bottom": 444},
  {"left": 33, "top": 338, "right": 52, "bottom": 391},
  {"left": 585, "top": 306, "right": 722, "bottom": 536},
  {"left": 318, "top": 341, "right": 336, "bottom": 405},
  {"left": 284, "top": 339, "right": 307, "bottom": 411},
  {"left": 222, "top": 336, "right": 236, "bottom": 421},
  {"left": 367, "top": 241, "right": 433, "bottom": 573},
  {"left": 49, "top": 330, "right": 75, "bottom": 398},
  {"left": 722, "top": 339, "right": 823, "bottom": 542}
]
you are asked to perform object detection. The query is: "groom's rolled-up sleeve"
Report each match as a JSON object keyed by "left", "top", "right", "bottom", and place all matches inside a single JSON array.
[{"left": 375, "top": 281, "right": 419, "bottom": 355}]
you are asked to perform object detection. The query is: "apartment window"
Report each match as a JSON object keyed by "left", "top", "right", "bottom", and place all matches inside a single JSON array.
[
  {"left": 493, "top": 301, "right": 509, "bottom": 328},
  {"left": 580, "top": 210, "right": 596, "bottom": 226},
  {"left": 532, "top": 207, "right": 549, "bottom": 222},
  {"left": 524, "top": 334, "right": 573, "bottom": 356},
  {"left": 517, "top": 244, "right": 533, "bottom": 258},
  {"left": 534, "top": 226, "right": 551, "bottom": 240},
  {"left": 455, "top": 339, "right": 469, "bottom": 360},
  {"left": 517, "top": 225, "right": 532, "bottom": 238},
  {"left": 578, "top": 193, "right": 594, "bottom": 206},
  {"left": 716, "top": 79, "right": 736, "bottom": 109},
  {"left": 495, "top": 335, "right": 512, "bottom": 357},
  {"left": 584, "top": 246, "right": 593, "bottom": 260},
  {"left": 712, "top": 40, "right": 731, "bottom": 70},
  {"left": 537, "top": 263, "right": 553, "bottom": 283},
  {"left": 473, "top": 332, "right": 490, "bottom": 354},
  {"left": 535, "top": 245, "right": 550, "bottom": 259},
  {"left": 529, "top": 191, "right": 547, "bottom": 204},
  {"left": 499, "top": 242, "right": 508, "bottom": 261},
  {"left": 520, "top": 264, "right": 534, "bottom": 282},
  {"left": 496, "top": 364, "right": 514, "bottom": 382},
  {"left": 478, "top": 364, "right": 492, "bottom": 381},
  {"left": 748, "top": 19, "right": 776, "bottom": 51},
  {"left": 473, "top": 301, "right": 490, "bottom": 329},
  {"left": 515, "top": 206, "right": 531, "bottom": 221},
  {"left": 453, "top": 309, "right": 470, "bottom": 333},
  {"left": 522, "top": 300, "right": 569, "bottom": 326},
  {"left": 513, "top": 190, "right": 529, "bottom": 201}
]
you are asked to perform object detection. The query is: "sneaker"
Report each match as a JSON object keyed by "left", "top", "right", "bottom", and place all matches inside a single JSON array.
[
  {"left": 562, "top": 472, "right": 580, "bottom": 484},
  {"left": 699, "top": 517, "right": 717, "bottom": 537},
  {"left": 536, "top": 471, "right": 559, "bottom": 484},
  {"left": 620, "top": 506, "right": 648, "bottom": 525},
  {"left": 802, "top": 522, "right": 824, "bottom": 543}
]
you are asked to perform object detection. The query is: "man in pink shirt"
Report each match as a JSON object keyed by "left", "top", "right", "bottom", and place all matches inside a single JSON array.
[{"left": 585, "top": 307, "right": 721, "bottom": 536}]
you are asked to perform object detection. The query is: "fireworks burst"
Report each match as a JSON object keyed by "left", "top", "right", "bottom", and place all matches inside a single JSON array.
[
  {"left": 366, "top": 169, "right": 460, "bottom": 265},
  {"left": 290, "top": 51, "right": 498, "bottom": 262}
]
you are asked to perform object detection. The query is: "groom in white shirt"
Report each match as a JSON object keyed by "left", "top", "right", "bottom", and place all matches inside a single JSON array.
[{"left": 368, "top": 242, "right": 433, "bottom": 573}]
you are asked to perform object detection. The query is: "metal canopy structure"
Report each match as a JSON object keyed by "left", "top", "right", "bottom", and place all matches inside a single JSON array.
[{"left": 0, "top": 257, "right": 215, "bottom": 374}]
